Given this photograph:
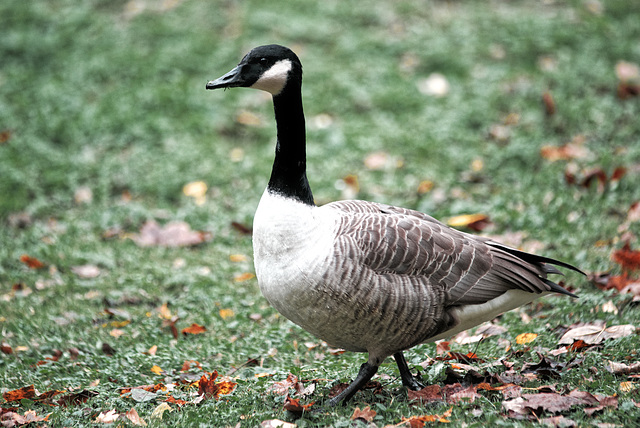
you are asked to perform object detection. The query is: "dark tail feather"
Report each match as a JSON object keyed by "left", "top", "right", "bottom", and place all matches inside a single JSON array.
[
  {"left": 487, "top": 242, "right": 585, "bottom": 276},
  {"left": 542, "top": 278, "right": 579, "bottom": 298}
]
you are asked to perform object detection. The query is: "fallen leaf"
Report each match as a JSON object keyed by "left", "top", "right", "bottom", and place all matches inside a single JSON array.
[
  {"left": 443, "top": 383, "right": 480, "bottom": 404},
  {"left": 351, "top": 405, "right": 376, "bottom": 422},
  {"left": 131, "top": 388, "right": 157, "bottom": 403},
  {"left": 181, "top": 323, "right": 207, "bottom": 336},
  {"left": 401, "top": 407, "right": 453, "bottom": 427},
  {"left": 542, "top": 91, "right": 556, "bottom": 116},
  {"left": 447, "top": 213, "right": 491, "bottom": 232},
  {"left": 151, "top": 402, "right": 173, "bottom": 419},
  {"left": 71, "top": 264, "right": 101, "bottom": 278},
  {"left": 607, "top": 361, "right": 640, "bottom": 376},
  {"left": 260, "top": 420, "right": 297, "bottom": 428},
  {"left": 407, "top": 384, "right": 443, "bottom": 404},
  {"left": 0, "top": 410, "right": 49, "bottom": 426},
  {"left": 231, "top": 221, "right": 252, "bottom": 235},
  {"left": 19, "top": 255, "right": 45, "bottom": 269},
  {"left": 236, "top": 110, "right": 263, "bottom": 126},
  {"left": 74, "top": 186, "right": 93, "bottom": 204},
  {"left": 0, "top": 129, "right": 12, "bottom": 144},
  {"left": 219, "top": 308, "right": 235, "bottom": 319},
  {"left": 94, "top": 409, "right": 119, "bottom": 423},
  {"left": 417, "top": 73, "right": 450, "bottom": 97},
  {"left": 150, "top": 365, "right": 165, "bottom": 375},
  {"left": 132, "top": 220, "right": 212, "bottom": 247},
  {"left": 283, "top": 395, "right": 314, "bottom": 414},
  {"left": 198, "top": 371, "right": 237, "bottom": 400},
  {"left": 229, "top": 254, "right": 248, "bottom": 262},
  {"left": 146, "top": 345, "right": 158, "bottom": 356},
  {"left": 57, "top": 389, "right": 99, "bottom": 407},
  {"left": 234, "top": 272, "right": 255, "bottom": 282},
  {"left": 364, "top": 151, "right": 389, "bottom": 170},
  {"left": 558, "top": 324, "right": 635, "bottom": 345},
  {"left": 503, "top": 390, "right": 598, "bottom": 417},
  {"left": 417, "top": 180, "right": 434, "bottom": 194},
  {"left": 125, "top": 408, "right": 147, "bottom": 426},
  {"left": 612, "top": 242, "right": 640, "bottom": 272},
  {"left": 183, "top": 181, "right": 208, "bottom": 206},
  {"left": 2, "top": 385, "right": 37, "bottom": 402},
  {"left": 515, "top": 333, "right": 538, "bottom": 345},
  {"left": 619, "top": 381, "right": 637, "bottom": 392},
  {"left": 540, "top": 135, "right": 591, "bottom": 162}
]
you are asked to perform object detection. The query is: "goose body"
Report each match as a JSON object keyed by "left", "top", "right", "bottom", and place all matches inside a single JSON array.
[{"left": 206, "top": 45, "right": 581, "bottom": 405}]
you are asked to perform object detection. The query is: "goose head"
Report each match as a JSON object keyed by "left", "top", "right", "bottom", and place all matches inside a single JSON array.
[{"left": 206, "top": 44, "right": 302, "bottom": 96}]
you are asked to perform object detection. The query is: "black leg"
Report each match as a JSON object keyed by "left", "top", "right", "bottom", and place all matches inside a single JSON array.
[
  {"left": 394, "top": 352, "right": 424, "bottom": 390},
  {"left": 328, "top": 362, "right": 379, "bottom": 406}
]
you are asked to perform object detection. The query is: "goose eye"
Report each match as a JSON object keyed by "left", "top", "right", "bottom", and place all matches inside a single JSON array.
[{"left": 259, "top": 57, "right": 268, "bottom": 65}]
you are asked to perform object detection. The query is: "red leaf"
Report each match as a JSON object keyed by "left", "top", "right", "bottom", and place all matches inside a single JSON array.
[
  {"left": 19, "top": 255, "right": 45, "bottom": 269},
  {"left": 198, "top": 371, "right": 236, "bottom": 400},
  {"left": 181, "top": 323, "right": 207, "bottom": 336},
  {"left": 283, "top": 395, "right": 314, "bottom": 414},
  {"left": 542, "top": 91, "right": 556, "bottom": 116},
  {"left": 2, "top": 385, "right": 37, "bottom": 402},
  {"left": 612, "top": 242, "right": 640, "bottom": 272}
]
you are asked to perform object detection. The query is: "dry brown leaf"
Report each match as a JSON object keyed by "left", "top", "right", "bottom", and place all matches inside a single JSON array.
[
  {"left": 2, "top": 385, "right": 37, "bottom": 402},
  {"left": 125, "top": 408, "right": 148, "bottom": 426},
  {"left": 541, "top": 136, "right": 591, "bottom": 162},
  {"left": 0, "top": 410, "right": 50, "bottom": 426},
  {"left": 132, "top": 220, "right": 212, "bottom": 247},
  {"left": 607, "top": 361, "right": 640, "bottom": 376},
  {"left": 351, "top": 405, "right": 376, "bottom": 422},
  {"left": 283, "top": 395, "right": 314, "bottom": 414},
  {"left": 407, "top": 384, "right": 443, "bottom": 404},
  {"left": 443, "top": 383, "right": 480, "bottom": 404},
  {"left": 559, "top": 324, "right": 635, "bottom": 345},
  {"left": 542, "top": 91, "right": 556, "bottom": 116}
]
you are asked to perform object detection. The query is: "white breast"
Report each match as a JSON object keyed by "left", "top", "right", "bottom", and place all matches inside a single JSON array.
[{"left": 252, "top": 190, "right": 339, "bottom": 330}]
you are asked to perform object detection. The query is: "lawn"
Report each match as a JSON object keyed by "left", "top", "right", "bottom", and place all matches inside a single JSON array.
[{"left": 1, "top": 0, "right": 640, "bottom": 426}]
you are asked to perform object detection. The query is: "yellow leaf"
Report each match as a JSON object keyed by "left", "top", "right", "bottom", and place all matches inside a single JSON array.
[
  {"left": 183, "top": 181, "right": 207, "bottom": 205},
  {"left": 515, "top": 333, "right": 538, "bottom": 345},
  {"left": 151, "top": 402, "right": 172, "bottom": 420},
  {"left": 110, "top": 320, "right": 131, "bottom": 328},
  {"left": 447, "top": 213, "right": 488, "bottom": 228},
  {"left": 150, "top": 365, "right": 164, "bottom": 375},
  {"left": 110, "top": 329, "right": 125, "bottom": 338},
  {"left": 147, "top": 345, "right": 158, "bottom": 356},
  {"left": 234, "top": 272, "right": 255, "bottom": 282},
  {"left": 219, "top": 308, "right": 235, "bottom": 320},
  {"left": 158, "top": 303, "right": 173, "bottom": 320},
  {"left": 229, "top": 254, "right": 248, "bottom": 262},
  {"left": 620, "top": 381, "right": 637, "bottom": 393},
  {"left": 417, "top": 180, "right": 434, "bottom": 194}
]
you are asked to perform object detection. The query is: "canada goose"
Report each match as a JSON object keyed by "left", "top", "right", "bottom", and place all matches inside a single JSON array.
[{"left": 206, "top": 44, "right": 582, "bottom": 406}]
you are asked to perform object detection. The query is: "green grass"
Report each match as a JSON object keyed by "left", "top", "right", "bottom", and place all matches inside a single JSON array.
[{"left": 2, "top": 0, "right": 640, "bottom": 426}]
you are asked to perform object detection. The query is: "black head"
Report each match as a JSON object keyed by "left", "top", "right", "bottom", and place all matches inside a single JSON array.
[{"left": 206, "top": 44, "right": 302, "bottom": 95}]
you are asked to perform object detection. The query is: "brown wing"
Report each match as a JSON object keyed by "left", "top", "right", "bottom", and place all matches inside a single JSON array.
[{"left": 326, "top": 200, "right": 578, "bottom": 307}]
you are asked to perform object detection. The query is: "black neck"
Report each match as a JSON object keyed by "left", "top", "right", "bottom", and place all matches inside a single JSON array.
[{"left": 267, "top": 82, "right": 314, "bottom": 205}]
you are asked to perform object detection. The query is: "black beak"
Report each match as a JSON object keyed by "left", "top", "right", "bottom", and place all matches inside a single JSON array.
[{"left": 206, "top": 65, "right": 243, "bottom": 90}]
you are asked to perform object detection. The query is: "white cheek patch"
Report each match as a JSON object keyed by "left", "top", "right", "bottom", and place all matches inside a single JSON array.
[{"left": 251, "top": 59, "right": 292, "bottom": 95}]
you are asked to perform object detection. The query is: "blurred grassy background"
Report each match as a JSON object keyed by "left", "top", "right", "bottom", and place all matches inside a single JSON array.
[{"left": 1, "top": 0, "right": 640, "bottom": 426}]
